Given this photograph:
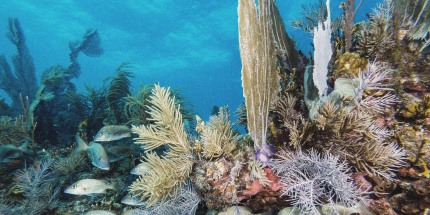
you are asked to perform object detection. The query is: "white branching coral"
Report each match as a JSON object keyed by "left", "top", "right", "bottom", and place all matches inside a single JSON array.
[
  {"left": 129, "top": 84, "right": 193, "bottom": 207},
  {"left": 313, "top": 0, "right": 332, "bottom": 97},
  {"left": 269, "top": 149, "right": 364, "bottom": 214}
]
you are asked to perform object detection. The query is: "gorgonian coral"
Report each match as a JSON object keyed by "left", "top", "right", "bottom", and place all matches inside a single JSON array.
[{"left": 270, "top": 149, "right": 364, "bottom": 214}]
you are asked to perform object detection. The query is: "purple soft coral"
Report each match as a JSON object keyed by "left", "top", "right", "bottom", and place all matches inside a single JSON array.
[{"left": 255, "top": 144, "right": 276, "bottom": 166}]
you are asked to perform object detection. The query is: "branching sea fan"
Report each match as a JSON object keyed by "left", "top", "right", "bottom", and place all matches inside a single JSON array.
[{"left": 269, "top": 149, "right": 365, "bottom": 214}]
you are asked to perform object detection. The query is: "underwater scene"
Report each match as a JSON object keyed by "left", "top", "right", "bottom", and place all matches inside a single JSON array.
[{"left": 0, "top": 0, "right": 430, "bottom": 214}]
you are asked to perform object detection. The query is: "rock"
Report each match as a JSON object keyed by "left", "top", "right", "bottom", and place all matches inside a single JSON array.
[
  {"left": 277, "top": 207, "right": 302, "bottom": 215},
  {"left": 216, "top": 206, "right": 271, "bottom": 215}
]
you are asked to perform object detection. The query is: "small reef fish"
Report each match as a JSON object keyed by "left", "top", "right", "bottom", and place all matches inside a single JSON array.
[
  {"left": 120, "top": 192, "right": 147, "bottom": 206},
  {"left": 130, "top": 162, "right": 150, "bottom": 175},
  {"left": 0, "top": 140, "right": 30, "bottom": 163},
  {"left": 74, "top": 135, "right": 110, "bottom": 170},
  {"left": 84, "top": 210, "right": 117, "bottom": 215},
  {"left": 94, "top": 125, "right": 132, "bottom": 142},
  {"left": 107, "top": 144, "right": 139, "bottom": 163},
  {"left": 64, "top": 179, "right": 117, "bottom": 196}
]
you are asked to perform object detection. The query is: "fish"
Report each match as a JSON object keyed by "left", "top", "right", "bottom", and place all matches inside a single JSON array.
[
  {"left": 64, "top": 179, "right": 117, "bottom": 196},
  {"left": 120, "top": 192, "right": 146, "bottom": 206},
  {"left": 107, "top": 144, "right": 139, "bottom": 163},
  {"left": 93, "top": 125, "right": 132, "bottom": 142},
  {"left": 130, "top": 162, "right": 150, "bottom": 175},
  {"left": 84, "top": 210, "right": 117, "bottom": 215},
  {"left": 74, "top": 135, "right": 110, "bottom": 170},
  {"left": 0, "top": 140, "right": 30, "bottom": 163}
]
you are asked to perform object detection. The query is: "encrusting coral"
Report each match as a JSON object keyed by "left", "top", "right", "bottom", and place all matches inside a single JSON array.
[{"left": 332, "top": 52, "right": 368, "bottom": 77}]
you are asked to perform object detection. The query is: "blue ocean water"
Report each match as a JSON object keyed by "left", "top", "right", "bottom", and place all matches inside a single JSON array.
[{"left": 0, "top": 0, "right": 374, "bottom": 122}]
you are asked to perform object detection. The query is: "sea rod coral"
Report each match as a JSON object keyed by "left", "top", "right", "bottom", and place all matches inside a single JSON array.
[{"left": 129, "top": 84, "right": 194, "bottom": 207}]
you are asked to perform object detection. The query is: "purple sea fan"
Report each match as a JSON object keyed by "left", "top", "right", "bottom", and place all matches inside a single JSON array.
[{"left": 269, "top": 149, "right": 366, "bottom": 214}]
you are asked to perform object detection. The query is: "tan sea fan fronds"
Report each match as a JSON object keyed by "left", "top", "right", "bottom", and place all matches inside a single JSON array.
[
  {"left": 129, "top": 84, "right": 193, "bottom": 207},
  {"left": 200, "top": 107, "right": 237, "bottom": 159},
  {"left": 129, "top": 152, "right": 193, "bottom": 207}
]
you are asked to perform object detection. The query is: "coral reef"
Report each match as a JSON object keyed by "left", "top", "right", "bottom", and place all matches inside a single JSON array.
[{"left": 1, "top": 0, "right": 430, "bottom": 214}]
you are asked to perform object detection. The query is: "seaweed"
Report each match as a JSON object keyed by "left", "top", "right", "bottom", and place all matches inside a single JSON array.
[
  {"left": 64, "top": 83, "right": 108, "bottom": 138},
  {"left": 0, "top": 18, "right": 38, "bottom": 113},
  {"left": 104, "top": 63, "right": 135, "bottom": 125}
]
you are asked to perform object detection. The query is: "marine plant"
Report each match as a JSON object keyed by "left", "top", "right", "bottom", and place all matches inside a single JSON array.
[
  {"left": 129, "top": 84, "right": 194, "bottom": 207},
  {"left": 274, "top": 93, "right": 405, "bottom": 179},
  {"left": 234, "top": 101, "right": 248, "bottom": 131},
  {"left": 52, "top": 153, "right": 88, "bottom": 182},
  {"left": 0, "top": 18, "right": 103, "bottom": 115},
  {"left": 104, "top": 63, "right": 135, "bottom": 125},
  {"left": 353, "top": 0, "right": 395, "bottom": 59},
  {"left": 396, "top": 0, "right": 430, "bottom": 50},
  {"left": 0, "top": 116, "right": 28, "bottom": 146},
  {"left": 12, "top": 157, "right": 61, "bottom": 215},
  {"left": 341, "top": 0, "right": 364, "bottom": 51},
  {"left": 124, "top": 83, "right": 194, "bottom": 126},
  {"left": 64, "top": 83, "right": 108, "bottom": 138},
  {"left": 196, "top": 107, "right": 237, "bottom": 159},
  {"left": 0, "top": 18, "right": 38, "bottom": 113},
  {"left": 290, "top": 0, "right": 342, "bottom": 37},
  {"left": 0, "top": 94, "right": 37, "bottom": 149},
  {"left": 128, "top": 185, "right": 200, "bottom": 215}
]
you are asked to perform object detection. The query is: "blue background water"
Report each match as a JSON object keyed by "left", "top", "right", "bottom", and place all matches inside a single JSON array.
[{"left": 0, "top": 0, "right": 375, "bottom": 122}]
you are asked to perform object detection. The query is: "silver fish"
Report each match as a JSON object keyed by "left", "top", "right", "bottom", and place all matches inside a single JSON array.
[
  {"left": 94, "top": 125, "right": 131, "bottom": 142},
  {"left": 0, "top": 140, "right": 29, "bottom": 163},
  {"left": 130, "top": 162, "right": 150, "bottom": 175},
  {"left": 84, "top": 210, "right": 117, "bottom": 215},
  {"left": 64, "top": 179, "right": 117, "bottom": 196},
  {"left": 75, "top": 135, "right": 110, "bottom": 170},
  {"left": 121, "top": 192, "right": 146, "bottom": 206}
]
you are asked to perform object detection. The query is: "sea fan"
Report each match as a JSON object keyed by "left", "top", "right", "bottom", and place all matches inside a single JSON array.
[
  {"left": 269, "top": 149, "right": 365, "bottom": 214},
  {"left": 13, "top": 157, "right": 61, "bottom": 215},
  {"left": 355, "top": 61, "right": 397, "bottom": 113}
]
